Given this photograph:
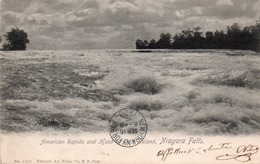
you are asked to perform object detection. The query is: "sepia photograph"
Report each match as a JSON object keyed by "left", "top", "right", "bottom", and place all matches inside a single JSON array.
[{"left": 0, "top": 0, "right": 260, "bottom": 163}]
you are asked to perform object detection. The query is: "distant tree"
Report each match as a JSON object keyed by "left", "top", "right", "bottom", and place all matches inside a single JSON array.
[
  {"left": 2, "top": 28, "right": 30, "bottom": 51},
  {"left": 148, "top": 39, "right": 157, "bottom": 49},
  {"left": 193, "top": 26, "right": 204, "bottom": 48},
  {"left": 157, "top": 33, "right": 172, "bottom": 49},
  {"left": 172, "top": 27, "right": 202, "bottom": 49},
  {"left": 136, "top": 39, "right": 144, "bottom": 49},
  {"left": 205, "top": 31, "right": 214, "bottom": 39},
  {"left": 227, "top": 23, "right": 242, "bottom": 49},
  {"left": 205, "top": 31, "right": 215, "bottom": 48},
  {"left": 143, "top": 40, "right": 149, "bottom": 49},
  {"left": 172, "top": 34, "right": 183, "bottom": 49},
  {"left": 250, "top": 21, "right": 260, "bottom": 52},
  {"left": 214, "top": 30, "right": 227, "bottom": 49},
  {"left": 2, "top": 43, "right": 12, "bottom": 50}
]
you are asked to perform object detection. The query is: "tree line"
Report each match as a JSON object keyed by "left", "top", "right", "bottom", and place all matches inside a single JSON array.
[{"left": 136, "top": 22, "right": 260, "bottom": 52}]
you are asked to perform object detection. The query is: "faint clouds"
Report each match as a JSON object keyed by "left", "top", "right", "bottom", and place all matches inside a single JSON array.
[
  {"left": 216, "top": 0, "right": 233, "bottom": 6},
  {"left": 2, "top": 11, "right": 22, "bottom": 24},
  {"left": 175, "top": 10, "right": 186, "bottom": 18},
  {"left": 109, "top": 1, "right": 138, "bottom": 13},
  {"left": 27, "top": 13, "right": 50, "bottom": 25}
]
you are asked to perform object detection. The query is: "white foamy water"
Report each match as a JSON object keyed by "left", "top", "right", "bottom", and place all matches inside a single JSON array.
[{"left": 0, "top": 50, "right": 259, "bottom": 135}]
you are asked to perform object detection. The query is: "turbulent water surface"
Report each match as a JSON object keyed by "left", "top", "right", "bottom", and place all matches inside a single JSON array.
[{"left": 0, "top": 50, "right": 259, "bottom": 135}]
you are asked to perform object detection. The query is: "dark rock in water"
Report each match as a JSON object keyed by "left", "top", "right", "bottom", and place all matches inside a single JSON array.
[
  {"left": 226, "top": 52, "right": 245, "bottom": 56},
  {"left": 47, "top": 119, "right": 60, "bottom": 127},
  {"left": 132, "top": 50, "right": 153, "bottom": 53},
  {"left": 61, "top": 122, "right": 71, "bottom": 130},
  {"left": 113, "top": 53, "right": 122, "bottom": 56},
  {"left": 37, "top": 114, "right": 75, "bottom": 130}
]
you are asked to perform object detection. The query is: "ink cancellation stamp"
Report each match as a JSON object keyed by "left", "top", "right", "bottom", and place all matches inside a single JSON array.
[{"left": 109, "top": 108, "right": 148, "bottom": 147}]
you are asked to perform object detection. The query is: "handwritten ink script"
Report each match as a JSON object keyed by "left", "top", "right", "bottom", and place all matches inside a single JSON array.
[
  {"left": 216, "top": 144, "right": 259, "bottom": 162},
  {"left": 157, "top": 143, "right": 259, "bottom": 162}
]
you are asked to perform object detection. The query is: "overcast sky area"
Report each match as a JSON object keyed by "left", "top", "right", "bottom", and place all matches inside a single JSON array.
[{"left": 0, "top": 0, "right": 259, "bottom": 50}]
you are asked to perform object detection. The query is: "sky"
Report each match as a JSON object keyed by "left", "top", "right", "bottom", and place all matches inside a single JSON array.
[{"left": 0, "top": 0, "right": 259, "bottom": 50}]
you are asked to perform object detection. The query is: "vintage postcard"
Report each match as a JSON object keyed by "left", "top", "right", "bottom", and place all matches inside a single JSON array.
[{"left": 0, "top": 0, "right": 260, "bottom": 163}]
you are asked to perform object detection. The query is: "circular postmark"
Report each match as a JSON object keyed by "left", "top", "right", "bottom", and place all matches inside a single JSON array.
[{"left": 109, "top": 108, "right": 148, "bottom": 147}]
